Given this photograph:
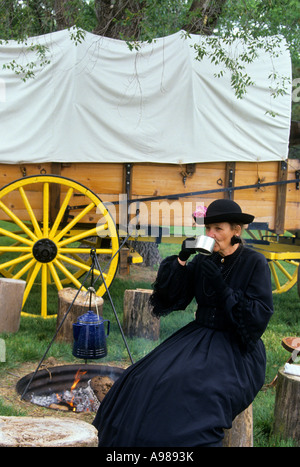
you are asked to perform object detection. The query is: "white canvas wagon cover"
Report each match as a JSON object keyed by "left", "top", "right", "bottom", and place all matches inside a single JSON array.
[{"left": 0, "top": 29, "right": 292, "bottom": 165}]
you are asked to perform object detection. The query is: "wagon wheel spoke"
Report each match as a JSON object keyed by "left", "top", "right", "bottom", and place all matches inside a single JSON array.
[
  {"left": 57, "top": 223, "right": 109, "bottom": 247},
  {"left": 18, "top": 186, "right": 43, "bottom": 238},
  {"left": 49, "top": 187, "right": 74, "bottom": 239},
  {"left": 21, "top": 260, "right": 42, "bottom": 307},
  {"left": 0, "top": 175, "right": 119, "bottom": 318},
  {"left": 269, "top": 259, "right": 299, "bottom": 294},
  {"left": 48, "top": 261, "right": 63, "bottom": 291},
  {"left": 0, "top": 226, "right": 34, "bottom": 246},
  {"left": 53, "top": 258, "right": 88, "bottom": 291},
  {"left": 0, "top": 200, "right": 38, "bottom": 242},
  {"left": 0, "top": 252, "right": 33, "bottom": 273},
  {"left": 51, "top": 233, "right": 112, "bottom": 286},
  {"left": 0, "top": 225, "right": 35, "bottom": 272},
  {"left": 56, "top": 252, "right": 108, "bottom": 281}
]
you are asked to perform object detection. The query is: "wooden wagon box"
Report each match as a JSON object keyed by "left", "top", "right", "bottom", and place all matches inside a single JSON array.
[{"left": 0, "top": 158, "right": 299, "bottom": 234}]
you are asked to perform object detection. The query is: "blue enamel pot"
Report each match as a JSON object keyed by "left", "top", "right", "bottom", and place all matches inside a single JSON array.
[{"left": 72, "top": 310, "right": 110, "bottom": 360}]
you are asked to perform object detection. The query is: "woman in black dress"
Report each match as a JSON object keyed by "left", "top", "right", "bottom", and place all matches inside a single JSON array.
[{"left": 93, "top": 199, "right": 273, "bottom": 447}]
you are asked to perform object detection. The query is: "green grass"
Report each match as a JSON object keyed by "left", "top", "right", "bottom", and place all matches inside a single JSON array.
[{"left": 0, "top": 241, "right": 299, "bottom": 447}]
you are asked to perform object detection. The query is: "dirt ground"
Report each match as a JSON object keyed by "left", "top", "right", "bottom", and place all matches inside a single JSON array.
[
  {"left": 0, "top": 357, "right": 131, "bottom": 424},
  {"left": 117, "top": 263, "right": 158, "bottom": 283},
  {"left": 1, "top": 358, "right": 91, "bottom": 423}
]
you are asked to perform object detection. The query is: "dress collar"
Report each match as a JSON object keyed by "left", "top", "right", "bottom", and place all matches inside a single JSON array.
[{"left": 214, "top": 244, "right": 243, "bottom": 265}]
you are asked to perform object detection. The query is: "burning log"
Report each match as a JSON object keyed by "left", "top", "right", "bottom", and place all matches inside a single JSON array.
[
  {"left": 49, "top": 403, "right": 69, "bottom": 411},
  {"left": 30, "top": 369, "right": 100, "bottom": 413},
  {"left": 90, "top": 375, "right": 115, "bottom": 402},
  {"left": 16, "top": 364, "right": 124, "bottom": 413}
]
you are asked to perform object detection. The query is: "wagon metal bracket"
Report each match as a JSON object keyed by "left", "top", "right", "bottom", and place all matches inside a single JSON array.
[
  {"left": 180, "top": 163, "right": 196, "bottom": 187},
  {"left": 295, "top": 170, "right": 300, "bottom": 190}
]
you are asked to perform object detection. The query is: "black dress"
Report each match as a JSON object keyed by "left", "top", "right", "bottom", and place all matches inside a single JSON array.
[{"left": 93, "top": 245, "right": 273, "bottom": 447}]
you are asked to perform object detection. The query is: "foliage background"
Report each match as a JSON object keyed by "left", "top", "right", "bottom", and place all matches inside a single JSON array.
[{"left": 0, "top": 0, "right": 299, "bottom": 117}]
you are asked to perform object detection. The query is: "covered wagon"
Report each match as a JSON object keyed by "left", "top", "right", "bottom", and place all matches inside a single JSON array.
[{"left": 0, "top": 29, "right": 298, "bottom": 317}]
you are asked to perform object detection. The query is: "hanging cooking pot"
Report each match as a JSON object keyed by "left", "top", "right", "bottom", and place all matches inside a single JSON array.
[{"left": 72, "top": 310, "right": 110, "bottom": 360}]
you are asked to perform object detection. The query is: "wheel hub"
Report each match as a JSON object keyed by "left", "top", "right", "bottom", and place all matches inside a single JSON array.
[{"left": 32, "top": 238, "right": 58, "bottom": 263}]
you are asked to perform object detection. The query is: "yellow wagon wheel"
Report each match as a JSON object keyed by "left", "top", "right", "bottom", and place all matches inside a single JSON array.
[
  {"left": 246, "top": 227, "right": 299, "bottom": 294},
  {"left": 0, "top": 175, "right": 119, "bottom": 318},
  {"left": 268, "top": 259, "right": 300, "bottom": 294}
]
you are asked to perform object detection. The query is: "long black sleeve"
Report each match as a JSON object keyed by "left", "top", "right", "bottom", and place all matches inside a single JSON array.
[{"left": 150, "top": 255, "right": 194, "bottom": 317}]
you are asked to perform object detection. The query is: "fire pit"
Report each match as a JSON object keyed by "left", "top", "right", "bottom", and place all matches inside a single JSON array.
[{"left": 16, "top": 364, "right": 124, "bottom": 413}]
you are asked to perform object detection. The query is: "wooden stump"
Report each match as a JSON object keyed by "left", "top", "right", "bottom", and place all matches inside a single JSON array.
[
  {"left": 273, "top": 366, "right": 300, "bottom": 446},
  {"left": 223, "top": 405, "right": 253, "bottom": 447},
  {"left": 123, "top": 288, "right": 160, "bottom": 340},
  {"left": 0, "top": 278, "right": 26, "bottom": 333},
  {"left": 56, "top": 287, "right": 104, "bottom": 343},
  {"left": 0, "top": 416, "right": 98, "bottom": 447}
]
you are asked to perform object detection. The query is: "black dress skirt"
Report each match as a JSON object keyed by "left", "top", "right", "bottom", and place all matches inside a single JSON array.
[{"left": 93, "top": 245, "right": 273, "bottom": 447}]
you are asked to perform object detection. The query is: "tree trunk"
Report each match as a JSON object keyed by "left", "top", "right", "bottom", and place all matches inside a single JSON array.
[
  {"left": 123, "top": 288, "right": 160, "bottom": 340},
  {"left": 93, "top": 0, "right": 146, "bottom": 39},
  {"left": 223, "top": 405, "right": 253, "bottom": 447},
  {"left": 273, "top": 366, "right": 300, "bottom": 446},
  {"left": 93, "top": 0, "right": 227, "bottom": 39},
  {"left": 54, "top": 0, "right": 74, "bottom": 30},
  {"left": 178, "top": 0, "right": 227, "bottom": 35}
]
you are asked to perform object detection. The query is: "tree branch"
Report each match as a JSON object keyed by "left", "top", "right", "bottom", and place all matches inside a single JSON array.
[{"left": 184, "top": 0, "right": 227, "bottom": 35}]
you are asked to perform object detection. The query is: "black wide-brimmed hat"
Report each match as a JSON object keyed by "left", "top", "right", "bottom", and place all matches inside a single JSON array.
[{"left": 204, "top": 199, "right": 254, "bottom": 225}]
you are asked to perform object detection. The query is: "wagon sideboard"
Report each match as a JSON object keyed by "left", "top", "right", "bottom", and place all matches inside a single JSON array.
[
  {"left": 0, "top": 29, "right": 294, "bottom": 239},
  {"left": 0, "top": 158, "right": 299, "bottom": 237}
]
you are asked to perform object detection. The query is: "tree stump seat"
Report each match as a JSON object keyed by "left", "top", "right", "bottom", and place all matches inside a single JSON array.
[
  {"left": 0, "top": 278, "right": 26, "bottom": 333},
  {"left": 223, "top": 404, "right": 253, "bottom": 447},
  {"left": 0, "top": 416, "right": 98, "bottom": 447},
  {"left": 273, "top": 365, "right": 300, "bottom": 446},
  {"left": 123, "top": 288, "right": 159, "bottom": 340}
]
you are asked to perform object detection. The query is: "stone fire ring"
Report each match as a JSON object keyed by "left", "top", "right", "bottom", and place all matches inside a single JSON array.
[{"left": 0, "top": 416, "right": 98, "bottom": 447}]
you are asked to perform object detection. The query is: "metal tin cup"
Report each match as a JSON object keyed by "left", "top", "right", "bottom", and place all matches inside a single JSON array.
[{"left": 194, "top": 235, "right": 215, "bottom": 255}]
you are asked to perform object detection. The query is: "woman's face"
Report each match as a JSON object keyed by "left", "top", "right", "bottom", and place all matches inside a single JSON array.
[{"left": 205, "top": 222, "right": 241, "bottom": 256}]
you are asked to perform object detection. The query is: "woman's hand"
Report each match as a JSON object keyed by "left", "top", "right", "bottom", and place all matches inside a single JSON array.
[
  {"left": 201, "top": 260, "right": 227, "bottom": 293},
  {"left": 178, "top": 238, "right": 197, "bottom": 264}
]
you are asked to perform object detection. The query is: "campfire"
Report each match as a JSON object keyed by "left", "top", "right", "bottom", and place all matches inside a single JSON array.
[
  {"left": 30, "top": 369, "right": 99, "bottom": 413},
  {"left": 16, "top": 364, "right": 124, "bottom": 413}
]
